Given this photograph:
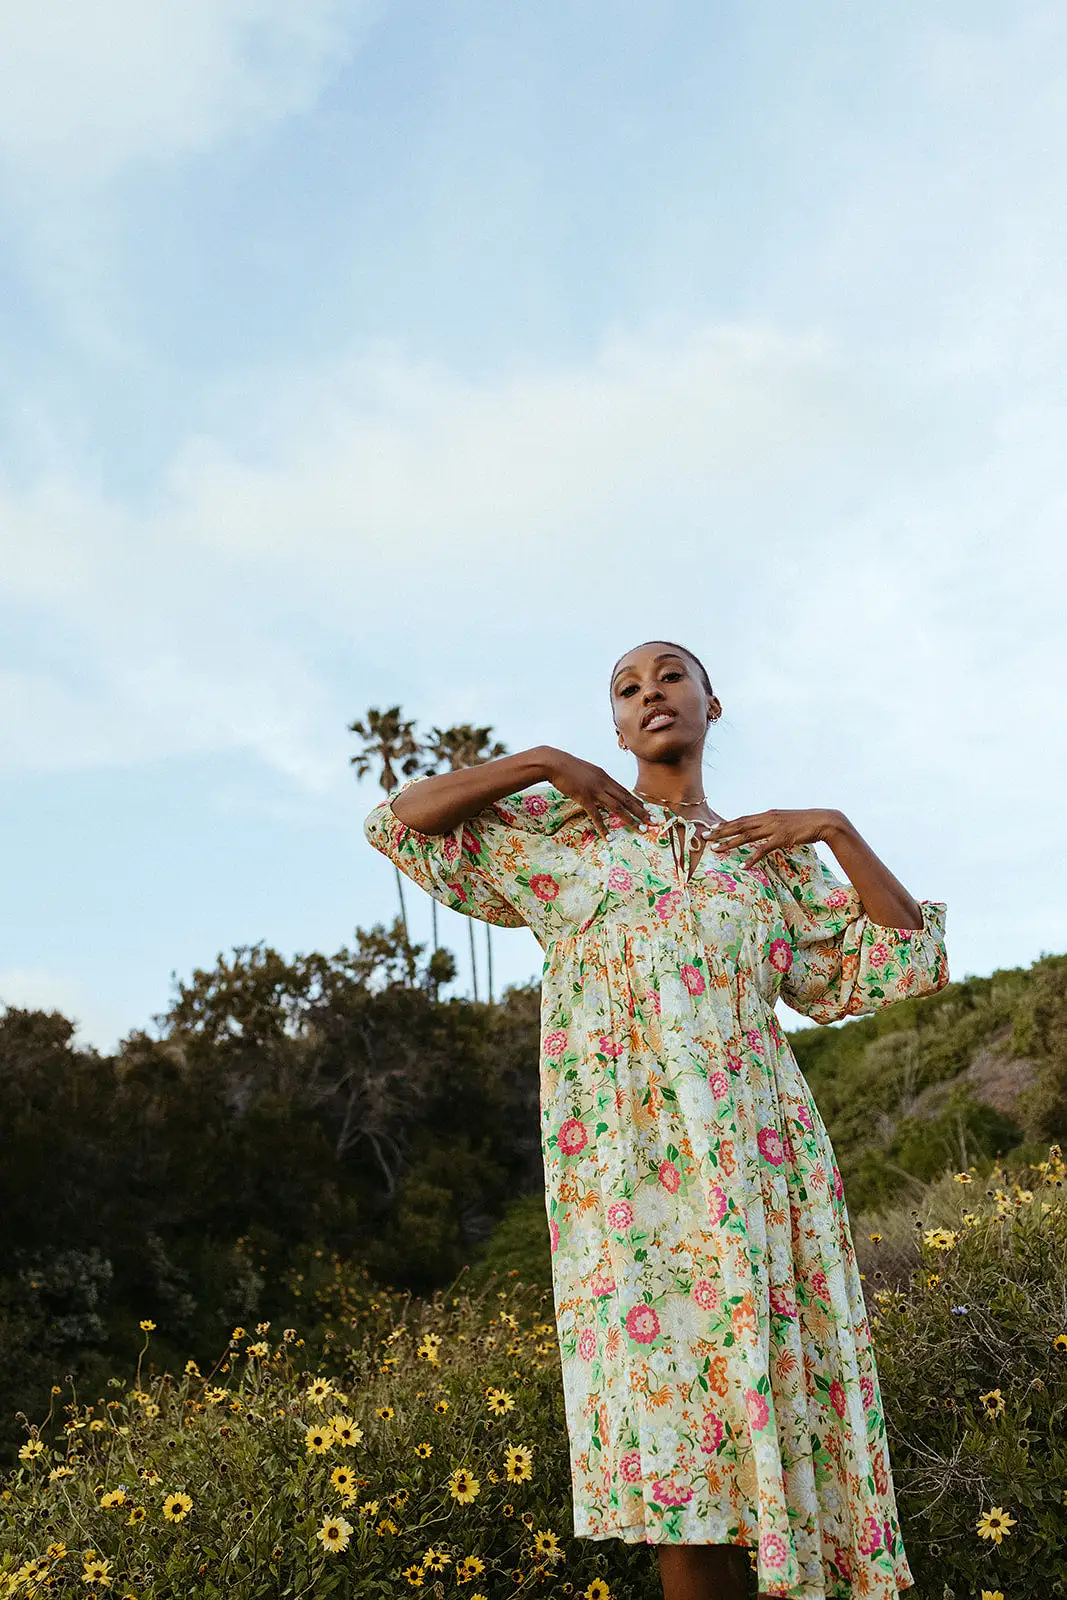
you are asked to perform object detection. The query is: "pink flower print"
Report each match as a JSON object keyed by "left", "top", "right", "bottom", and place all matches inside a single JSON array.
[
  {"left": 619, "top": 1449, "right": 642, "bottom": 1484},
  {"left": 691, "top": 1278, "right": 719, "bottom": 1312},
  {"left": 624, "top": 1304, "right": 660, "bottom": 1344},
  {"left": 796, "top": 1103, "right": 814, "bottom": 1133},
  {"left": 577, "top": 1328, "right": 597, "bottom": 1362},
  {"left": 530, "top": 873, "right": 560, "bottom": 902},
  {"left": 707, "top": 1185, "right": 728, "bottom": 1224},
  {"left": 825, "top": 886, "right": 848, "bottom": 909},
  {"left": 744, "top": 1387, "right": 770, "bottom": 1431},
  {"left": 869, "top": 941, "right": 890, "bottom": 968},
  {"left": 658, "top": 1160, "right": 681, "bottom": 1194},
  {"left": 759, "top": 1532, "right": 789, "bottom": 1571},
  {"left": 883, "top": 1519, "right": 893, "bottom": 1555},
  {"left": 523, "top": 793, "right": 549, "bottom": 816},
  {"left": 769, "top": 1286, "right": 797, "bottom": 1319},
  {"left": 446, "top": 881, "right": 468, "bottom": 904},
  {"left": 590, "top": 1272, "right": 616, "bottom": 1298},
  {"left": 607, "top": 1200, "right": 634, "bottom": 1232},
  {"left": 597, "top": 1034, "right": 624, "bottom": 1059},
  {"left": 768, "top": 938, "right": 793, "bottom": 973},
  {"left": 655, "top": 889, "right": 683, "bottom": 922},
  {"left": 442, "top": 835, "right": 460, "bottom": 863},
  {"left": 725, "top": 1050, "right": 743, "bottom": 1075},
  {"left": 832, "top": 1166, "right": 844, "bottom": 1201},
  {"left": 710, "top": 870, "right": 737, "bottom": 894},
  {"left": 650, "top": 989, "right": 662, "bottom": 1016},
  {"left": 606, "top": 812, "right": 623, "bottom": 831},
  {"left": 607, "top": 866, "right": 633, "bottom": 892},
  {"left": 699, "top": 1412, "right": 724, "bottom": 1454},
  {"left": 680, "top": 962, "right": 705, "bottom": 995},
  {"left": 549, "top": 1218, "right": 560, "bottom": 1253},
  {"left": 828, "top": 1380, "right": 847, "bottom": 1420},
  {"left": 857, "top": 1514, "right": 883, "bottom": 1555},
  {"left": 708, "top": 1070, "right": 729, "bottom": 1099},
  {"left": 543, "top": 1029, "right": 567, "bottom": 1058},
  {"left": 747, "top": 865, "right": 770, "bottom": 886},
  {"left": 810, "top": 1269, "right": 829, "bottom": 1303},
  {"left": 860, "top": 1374, "right": 875, "bottom": 1409},
  {"left": 757, "top": 1127, "right": 784, "bottom": 1167},
  {"left": 558, "top": 1118, "right": 588, "bottom": 1156},
  {"left": 651, "top": 1476, "right": 692, "bottom": 1508},
  {"left": 745, "top": 1028, "right": 764, "bottom": 1054}
]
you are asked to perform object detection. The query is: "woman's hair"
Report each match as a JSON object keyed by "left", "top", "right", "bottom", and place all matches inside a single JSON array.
[{"left": 610, "top": 640, "right": 714, "bottom": 696}]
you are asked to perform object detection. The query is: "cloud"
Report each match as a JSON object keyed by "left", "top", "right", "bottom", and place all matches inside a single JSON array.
[{"left": 0, "top": 0, "right": 376, "bottom": 186}]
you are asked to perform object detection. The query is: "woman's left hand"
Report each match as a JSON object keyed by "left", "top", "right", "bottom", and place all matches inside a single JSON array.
[{"left": 709, "top": 807, "right": 846, "bottom": 866}]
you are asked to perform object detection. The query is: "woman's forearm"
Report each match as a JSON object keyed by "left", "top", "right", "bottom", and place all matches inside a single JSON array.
[
  {"left": 820, "top": 812, "right": 924, "bottom": 930},
  {"left": 390, "top": 746, "right": 558, "bottom": 835}
]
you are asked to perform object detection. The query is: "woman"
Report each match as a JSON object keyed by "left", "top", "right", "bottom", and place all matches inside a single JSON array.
[{"left": 364, "top": 640, "right": 948, "bottom": 1600}]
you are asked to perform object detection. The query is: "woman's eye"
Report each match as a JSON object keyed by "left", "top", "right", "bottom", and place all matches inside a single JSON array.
[
  {"left": 620, "top": 684, "right": 637, "bottom": 697},
  {"left": 662, "top": 670, "right": 682, "bottom": 681}
]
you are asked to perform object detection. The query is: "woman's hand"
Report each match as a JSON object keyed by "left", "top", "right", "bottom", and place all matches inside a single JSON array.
[
  {"left": 709, "top": 807, "right": 846, "bottom": 866},
  {"left": 544, "top": 750, "right": 650, "bottom": 839}
]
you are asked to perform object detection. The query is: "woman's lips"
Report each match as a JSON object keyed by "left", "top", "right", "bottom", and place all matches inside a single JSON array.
[{"left": 641, "top": 709, "right": 677, "bottom": 730}]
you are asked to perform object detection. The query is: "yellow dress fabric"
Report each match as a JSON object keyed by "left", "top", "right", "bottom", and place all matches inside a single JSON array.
[{"left": 364, "top": 783, "right": 949, "bottom": 1599}]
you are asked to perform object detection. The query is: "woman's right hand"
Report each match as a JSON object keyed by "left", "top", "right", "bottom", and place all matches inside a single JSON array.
[{"left": 543, "top": 749, "right": 650, "bottom": 839}]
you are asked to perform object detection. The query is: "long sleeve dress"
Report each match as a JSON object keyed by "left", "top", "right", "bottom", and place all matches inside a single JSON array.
[{"left": 364, "top": 783, "right": 949, "bottom": 1600}]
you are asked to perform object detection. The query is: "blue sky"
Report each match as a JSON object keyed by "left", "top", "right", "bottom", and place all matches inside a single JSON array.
[{"left": 2, "top": 1, "right": 1065, "bottom": 1047}]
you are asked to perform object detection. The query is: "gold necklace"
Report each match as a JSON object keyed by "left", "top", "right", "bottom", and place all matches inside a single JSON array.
[{"left": 634, "top": 788, "right": 707, "bottom": 810}]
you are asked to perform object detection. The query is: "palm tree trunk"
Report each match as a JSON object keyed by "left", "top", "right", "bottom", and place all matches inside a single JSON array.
[
  {"left": 468, "top": 918, "right": 479, "bottom": 1002},
  {"left": 394, "top": 864, "right": 410, "bottom": 945},
  {"left": 486, "top": 924, "right": 493, "bottom": 1004}
]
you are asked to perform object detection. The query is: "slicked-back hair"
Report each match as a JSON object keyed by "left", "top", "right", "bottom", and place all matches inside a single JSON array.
[{"left": 610, "top": 641, "right": 714, "bottom": 697}]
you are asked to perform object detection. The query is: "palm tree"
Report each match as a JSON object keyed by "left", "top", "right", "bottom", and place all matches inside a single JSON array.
[
  {"left": 419, "top": 723, "right": 507, "bottom": 1003},
  {"left": 349, "top": 706, "right": 422, "bottom": 945}
]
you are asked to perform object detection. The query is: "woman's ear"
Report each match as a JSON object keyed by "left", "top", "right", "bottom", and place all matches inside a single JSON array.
[{"left": 617, "top": 731, "right": 627, "bottom": 750}]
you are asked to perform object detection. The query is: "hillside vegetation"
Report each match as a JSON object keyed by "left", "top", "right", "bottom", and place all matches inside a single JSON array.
[{"left": 1, "top": 931, "right": 1064, "bottom": 1481}]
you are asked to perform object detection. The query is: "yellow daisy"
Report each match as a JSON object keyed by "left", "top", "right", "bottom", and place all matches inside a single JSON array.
[
  {"left": 330, "top": 1415, "right": 363, "bottom": 1446},
  {"left": 414, "top": 1442, "right": 433, "bottom": 1458},
  {"left": 128, "top": 1506, "right": 147, "bottom": 1526},
  {"left": 18, "top": 1440, "right": 44, "bottom": 1462},
  {"left": 100, "top": 1490, "right": 126, "bottom": 1509},
  {"left": 533, "top": 1530, "right": 561, "bottom": 1559},
  {"left": 162, "top": 1492, "right": 193, "bottom": 1523},
  {"left": 305, "top": 1423, "right": 334, "bottom": 1454},
  {"left": 456, "top": 1554, "right": 486, "bottom": 1581},
  {"left": 980, "top": 1591, "right": 1004, "bottom": 1600},
  {"left": 485, "top": 1387, "right": 515, "bottom": 1415},
  {"left": 953, "top": 1171, "right": 973, "bottom": 1183},
  {"left": 1053, "top": 1333, "right": 1067, "bottom": 1353},
  {"left": 402, "top": 1565, "right": 425, "bottom": 1587},
  {"left": 434, "top": 1399, "right": 449, "bottom": 1414},
  {"left": 979, "top": 1388, "right": 1006, "bottom": 1417},
  {"left": 330, "top": 1466, "right": 356, "bottom": 1492},
  {"left": 49, "top": 1465, "right": 74, "bottom": 1480},
  {"left": 448, "top": 1468, "right": 481, "bottom": 1503},
  {"left": 184, "top": 1360, "right": 200, "bottom": 1376},
  {"left": 139, "top": 1320, "right": 156, "bottom": 1332},
  {"left": 422, "top": 1547, "right": 451, "bottom": 1572},
  {"left": 316, "top": 1514, "right": 353, "bottom": 1554},
  {"left": 505, "top": 1443, "right": 534, "bottom": 1483},
  {"left": 584, "top": 1582, "right": 612, "bottom": 1600},
  {"left": 376, "top": 1406, "right": 394, "bottom": 1420},
  {"left": 46, "top": 1542, "right": 67, "bottom": 1559},
  {"left": 976, "top": 1506, "right": 1016, "bottom": 1544},
  {"left": 82, "top": 1556, "right": 113, "bottom": 1585},
  {"left": 305, "top": 1378, "right": 335, "bottom": 1404}
]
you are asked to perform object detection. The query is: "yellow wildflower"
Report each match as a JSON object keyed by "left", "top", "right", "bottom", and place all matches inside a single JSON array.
[
  {"left": 1053, "top": 1333, "right": 1067, "bottom": 1353},
  {"left": 448, "top": 1468, "right": 481, "bottom": 1503},
  {"left": 533, "top": 1531, "right": 561, "bottom": 1559},
  {"left": 376, "top": 1405, "right": 394, "bottom": 1420},
  {"left": 100, "top": 1490, "right": 126, "bottom": 1509},
  {"left": 923, "top": 1228, "right": 959, "bottom": 1251},
  {"left": 162, "top": 1492, "right": 193, "bottom": 1523},
  {"left": 82, "top": 1556, "right": 113, "bottom": 1585},
  {"left": 403, "top": 1566, "right": 425, "bottom": 1586},
  {"left": 976, "top": 1506, "right": 1016, "bottom": 1544},
  {"left": 505, "top": 1443, "right": 534, "bottom": 1483},
  {"left": 316, "top": 1514, "right": 353, "bottom": 1554},
  {"left": 414, "top": 1441, "right": 433, "bottom": 1458},
  {"left": 139, "top": 1320, "right": 156, "bottom": 1332},
  {"left": 584, "top": 1582, "right": 612, "bottom": 1600},
  {"left": 457, "top": 1554, "right": 486, "bottom": 1581},
  {"left": 485, "top": 1387, "right": 515, "bottom": 1415},
  {"left": 305, "top": 1423, "right": 334, "bottom": 1454},
  {"left": 18, "top": 1439, "right": 45, "bottom": 1462},
  {"left": 305, "top": 1378, "right": 334, "bottom": 1404},
  {"left": 128, "top": 1506, "right": 146, "bottom": 1526},
  {"left": 330, "top": 1416, "right": 363, "bottom": 1447},
  {"left": 980, "top": 1388, "right": 1006, "bottom": 1417},
  {"left": 422, "top": 1547, "right": 451, "bottom": 1572}
]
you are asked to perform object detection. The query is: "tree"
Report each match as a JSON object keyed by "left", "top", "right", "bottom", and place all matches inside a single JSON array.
[
  {"left": 419, "top": 723, "right": 507, "bottom": 1003},
  {"left": 349, "top": 706, "right": 422, "bottom": 944}
]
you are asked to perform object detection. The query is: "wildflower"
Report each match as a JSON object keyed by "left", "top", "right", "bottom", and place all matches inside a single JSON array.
[
  {"left": 925, "top": 1274, "right": 940, "bottom": 1289},
  {"left": 246, "top": 1342, "right": 269, "bottom": 1358},
  {"left": 89, "top": 1419, "right": 107, "bottom": 1432},
  {"left": 980, "top": 1592, "right": 1004, "bottom": 1600},
  {"left": 951, "top": 1306, "right": 970, "bottom": 1315},
  {"left": 376, "top": 1518, "right": 399, "bottom": 1536},
  {"left": 457, "top": 1554, "right": 487, "bottom": 1581},
  {"left": 139, "top": 1320, "right": 156, "bottom": 1332},
  {"left": 231, "top": 1326, "right": 246, "bottom": 1340},
  {"left": 979, "top": 1388, "right": 1006, "bottom": 1417},
  {"left": 359, "top": 1500, "right": 381, "bottom": 1517},
  {"left": 448, "top": 1468, "right": 481, "bottom": 1503},
  {"left": 163, "top": 1492, "right": 194, "bottom": 1523},
  {"left": 205, "top": 1387, "right": 228, "bottom": 1405},
  {"left": 46, "top": 1543, "right": 67, "bottom": 1559},
  {"left": 316, "top": 1514, "right": 353, "bottom": 1554},
  {"left": 923, "top": 1228, "right": 959, "bottom": 1251},
  {"left": 505, "top": 1443, "right": 534, "bottom": 1483},
  {"left": 305, "top": 1423, "right": 333, "bottom": 1454},
  {"left": 533, "top": 1531, "right": 562, "bottom": 1560},
  {"left": 143, "top": 1404, "right": 160, "bottom": 1419},
  {"left": 1054, "top": 1333, "right": 1067, "bottom": 1353},
  {"left": 503, "top": 1503, "right": 515, "bottom": 1516},
  {"left": 389, "top": 1489, "right": 410, "bottom": 1509},
  {"left": 423, "top": 1548, "right": 451, "bottom": 1572},
  {"left": 100, "top": 1490, "right": 126, "bottom": 1508},
  {"left": 403, "top": 1566, "right": 426, "bottom": 1587},
  {"left": 953, "top": 1172, "right": 973, "bottom": 1184},
  {"left": 867, "top": 1232, "right": 882, "bottom": 1243},
  {"left": 305, "top": 1378, "right": 334, "bottom": 1404},
  {"left": 434, "top": 1399, "right": 449, "bottom": 1414},
  {"left": 330, "top": 1466, "right": 356, "bottom": 1492},
  {"left": 330, "top": 1415, "right": 363, "bottom": 1446},
  {"left": 584, "top": 1582, "right": 612, "bottom": 1600},
  {"left": 414, "top": 1441, "right": 433, "bottom": 1458},
  {"left": 82, "top": 1556, "right": 113, "bottom": 1585},
  {"left": 976, "top": 1506, "right": 1016, "bottom": 1544},
  {"left": 486, "top": 1387, "right": 515, "bottom": 1415},
  {"left": 376, "top": 1405, "right": 394, "bottom": 1420},
  {"left": 138, "top": 1467, "right": 161, "bottom": 1485},
  {"left": 18, "top": 1439, "right": 45, "bottom": 1462},
  {"left": 128, "top": 1506, "right": 146, "bottom": 1526}
]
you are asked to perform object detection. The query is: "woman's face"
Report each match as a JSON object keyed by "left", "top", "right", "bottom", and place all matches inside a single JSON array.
[{"left": 610, "top": 643, "right": 718, "bottom": 760}]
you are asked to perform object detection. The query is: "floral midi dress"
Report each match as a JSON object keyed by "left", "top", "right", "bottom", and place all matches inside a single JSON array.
[{"left": 364, "top": 782, "right": 949, "bottom": 1599}]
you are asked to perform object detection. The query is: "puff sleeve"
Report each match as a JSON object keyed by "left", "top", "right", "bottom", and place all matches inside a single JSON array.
[
  {"left": 766, "top": 843, "right": 949, "bottom": 1025},
  {"left": 363, "top": 781, "right": 593, "bottom": 942}
]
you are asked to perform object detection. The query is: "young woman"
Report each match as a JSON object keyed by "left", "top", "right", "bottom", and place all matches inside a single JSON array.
[{"left": 364, "top": 640, "right": 948, "bottom": 1600}]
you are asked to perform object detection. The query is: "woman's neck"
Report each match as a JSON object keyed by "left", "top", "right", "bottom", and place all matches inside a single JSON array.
[{"left": 633, "top": 759, "right": 707, "bottom": 810}]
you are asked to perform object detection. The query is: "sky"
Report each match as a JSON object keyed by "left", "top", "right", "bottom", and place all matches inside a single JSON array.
[{"left": 1, "top": 0, "right": 1065, "bottom": 1049}]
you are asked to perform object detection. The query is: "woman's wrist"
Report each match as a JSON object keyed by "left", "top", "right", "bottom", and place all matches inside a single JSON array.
[{"left": 816, "top": 808, "right": 853, "bottom": 847}]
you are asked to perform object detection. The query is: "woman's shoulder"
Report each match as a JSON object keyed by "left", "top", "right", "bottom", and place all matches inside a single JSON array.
[{"left": 488, "top": 784, "right": 589, "bottom": 838}]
